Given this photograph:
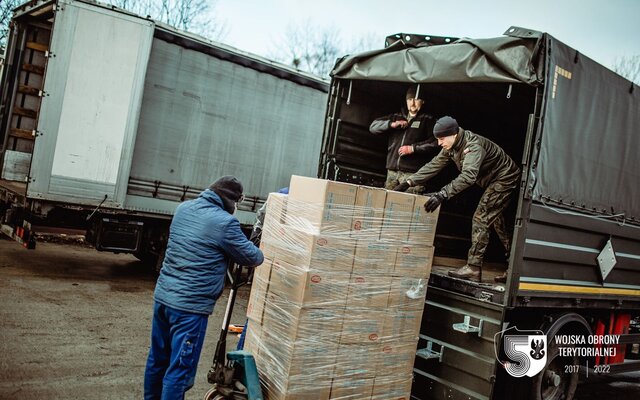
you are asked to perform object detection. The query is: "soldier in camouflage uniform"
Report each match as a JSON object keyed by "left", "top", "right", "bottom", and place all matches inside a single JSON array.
[{"left": 394, "top": 116, "right": 520, "bottom": 282}]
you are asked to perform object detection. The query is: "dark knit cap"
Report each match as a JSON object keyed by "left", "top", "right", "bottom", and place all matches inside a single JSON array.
[
  {"left": 405, "top": 85, "right": 422, "bottom": 100},
  {"left": 209, "top": 176, "right": 243, "bottom": 213},
  {"left": 433, "top": 116, "right": 459, "bottom": 138}
]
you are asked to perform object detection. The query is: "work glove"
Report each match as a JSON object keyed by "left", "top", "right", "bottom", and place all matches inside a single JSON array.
[
  {"left": 393, "top": 181, "right": 411, "bottom": 192},
  {"left": 424, "top": 190, "right": 446, "bottom": 212},
  {"left": 390, "top": 119, "right": 408, "bottom": 129},
  {"left": 398, "top": 145, "right": 414, "bottom": 156}
]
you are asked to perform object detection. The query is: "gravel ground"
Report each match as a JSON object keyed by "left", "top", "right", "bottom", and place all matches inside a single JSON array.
[
  {"left": 0, "top": 237, "right": 247, "bottom": 400},
  {"left": 0, "top": 237, "right": 638, "bottom": 400}
]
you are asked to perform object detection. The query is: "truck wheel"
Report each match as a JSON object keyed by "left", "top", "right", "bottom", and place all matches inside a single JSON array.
[
  {"left": 531, "top": 312, "right": 590, "bottom": 400},
  {"left": 530, "top": 337, "right": 578, "bottom": 400}
]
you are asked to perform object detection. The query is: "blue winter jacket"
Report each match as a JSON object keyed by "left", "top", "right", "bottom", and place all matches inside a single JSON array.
[{"left": 154, "top": 189, "right": 264, "bottom": 315}]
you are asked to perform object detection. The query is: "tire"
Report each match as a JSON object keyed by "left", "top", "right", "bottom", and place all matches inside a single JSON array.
[
  {"left": 203, "top": 386, "right": 226, "bottom": 400},
  {"left": 530, "top": 337, "right": 579, "bottom": 400}
]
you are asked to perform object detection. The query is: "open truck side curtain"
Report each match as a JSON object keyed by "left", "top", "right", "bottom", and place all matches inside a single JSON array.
[
  {"left": 321, "top": 27, "right": 640, "bottom": 400},
  {"left": 0, "top": 0, "right": 328, "bottom": 264}
]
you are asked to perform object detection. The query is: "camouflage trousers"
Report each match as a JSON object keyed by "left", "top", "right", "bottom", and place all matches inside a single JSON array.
[
  {"left": 467, "top": 180, "right": 517, "bottom": 267},
  {"left": 384, "top": 170, "right": 425, "bottom": 194}
]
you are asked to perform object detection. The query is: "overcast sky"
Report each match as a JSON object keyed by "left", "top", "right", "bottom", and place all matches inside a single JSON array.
[{"left": 214, "top": 0, "right": 639, "bottom": 70}]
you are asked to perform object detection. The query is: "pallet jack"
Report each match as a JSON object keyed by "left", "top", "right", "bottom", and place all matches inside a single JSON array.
[{"left": 203, "top": 263, "right": 263, "bottom": 400}]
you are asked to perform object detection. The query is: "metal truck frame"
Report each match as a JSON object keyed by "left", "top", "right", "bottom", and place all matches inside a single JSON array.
[
  {"left": 0, "top": 0, "right": 328, "bottom": 264},
  {"left": 321, "top": 28, "right": 640, "bottom": 400}
]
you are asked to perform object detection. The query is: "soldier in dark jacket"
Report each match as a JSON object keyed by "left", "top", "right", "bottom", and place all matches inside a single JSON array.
[
  {"left": 394, "top": 116, "right": 520, "bottom": 282},
  {"left": 369, "top": 85, "right": 438, "bottom": 193},
  {"left": 144, "top": 176, "right": 264, "bottom": 400}
]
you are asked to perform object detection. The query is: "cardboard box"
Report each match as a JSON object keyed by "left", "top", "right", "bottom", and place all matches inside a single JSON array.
[
  {"left": 408, "top": 194, "right": 440, "bottom": 246},
  {"left": 330, "top": 377, "right": 374, "bottom": 399},
  {"left": 346, "top": 274, "right": 391, "bottom": 308},
  {"left": 371, "top": 376, "right": 413, "bottom": 400},
  {"left": 394, "top": 244, "right": 434, "bottom": 278},
  {"left": 333, "top": 344, "right": 379, "bottom": 378},
  {"left": 340, "top": 308, "right": 385, "bottom": 344},
  {"left": 268, "top": 259, "right": 349, "bottom": 307},
  {"left": 262, "top": 292, "right": 344, "bottom": 342},
  {"left": 350, "top": 186, "right": 387, "bottom": 238},
  {"left": 262, "top": 329, "right": 338, "bottom": 382},
  {"left": 288, "top": 175, "right": 357, "bottom": 232},
  {"left": 382, "top": 310, "right": 423, "bottom": 341},
  {"left": 352, "top": 239, "right": 396, "bottom": 276},
  {"left": 387, "top": 276, "right": 428, "bottom": 312},
  {"left": 243, "top": 322, "right": 263, "bottom": 356},
  {"left": 263, "top": 375, "right": 332, "bottom": 400},
  {"left": 380, "top": 191, "right": 415, "bottom": 242},
  {"left": 276, "top": 229, "right": 356, "bottom": 272},
  {"left": 246, "top": 259, "right": 273, "bottom": 325}
]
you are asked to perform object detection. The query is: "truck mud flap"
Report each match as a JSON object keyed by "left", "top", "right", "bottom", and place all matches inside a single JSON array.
[
  {"left": 413, "top": 287, "right": 503, "bottom": 400},
  {"left": 94, "top": 218, "right": 143, "bottom": 253}
]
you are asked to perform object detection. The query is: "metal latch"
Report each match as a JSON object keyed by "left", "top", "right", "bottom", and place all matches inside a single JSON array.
[
  {"left": 452, "top": 315, "right": 483, "bottom": 336},
  {"left": 416, "top": 341, "right": 444, "bottom": 362}
]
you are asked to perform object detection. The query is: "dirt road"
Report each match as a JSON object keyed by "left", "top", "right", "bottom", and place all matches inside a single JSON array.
[
  {"left": 1, "top": 237, "right": 638, "bottom": 400},
  {"left": 0, "top": 237, "right": 247, "bottom": 400}
]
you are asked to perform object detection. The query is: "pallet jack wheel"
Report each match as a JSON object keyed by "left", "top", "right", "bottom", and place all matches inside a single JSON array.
[{"left": 203, "top": 386, "right": 226, "bottom": 400}]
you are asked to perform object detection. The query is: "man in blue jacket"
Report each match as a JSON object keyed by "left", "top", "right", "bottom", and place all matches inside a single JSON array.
[{"left": 144, "top": 176, "right": 264, "bottom": 400}]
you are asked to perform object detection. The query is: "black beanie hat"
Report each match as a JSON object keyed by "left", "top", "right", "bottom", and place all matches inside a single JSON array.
[
  {"left": 405, "top": 85, "right": 422, "bottom": 100},
  {"left": 433, "top": 116, "right": 459, "bottom": 138},
  {"left": 209, "top": 176, "right": 243, "bottom": 214}
]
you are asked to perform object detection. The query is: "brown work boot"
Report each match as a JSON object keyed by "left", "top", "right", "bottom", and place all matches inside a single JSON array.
[
  {"left": 448, "top": 265, "right": 481, "bottom": 281},
  {"left": 494, "top": 271, "right": 508, "bottom": 283}
]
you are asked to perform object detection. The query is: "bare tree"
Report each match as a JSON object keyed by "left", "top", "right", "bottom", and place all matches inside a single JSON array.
[
  {"left": 106, "top": 0, "right": 227, "bottom": 40},
  {"left": 270, "top": 21, "right": 379, "bottom": 78},
  {"left": 613, "top": 55, "right": 640, "bottom": 85},
  {"left": 0, "top": 0, "right": 21, "bottom": 49}
]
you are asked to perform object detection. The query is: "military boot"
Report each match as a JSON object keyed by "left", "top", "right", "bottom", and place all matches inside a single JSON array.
[
  {"left": 448, "top": 265, "right": 481, "bottom": 281},
  {"left": 494, "top": 271, "right": 508, "bottom": 283}
]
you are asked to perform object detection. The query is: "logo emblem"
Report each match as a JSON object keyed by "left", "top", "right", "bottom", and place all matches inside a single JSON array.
[{"left": 495, "top": 327, "right": 547, "bottom": 377}]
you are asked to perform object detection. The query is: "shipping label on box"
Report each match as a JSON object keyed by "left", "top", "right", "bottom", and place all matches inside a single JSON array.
[
  {"left": 346, "top": 275, "right": 391, "bottom": 308},
  {"left": 340, "top": 308, "right": 385, "bottom": 344},
  {"left": 268, "top": 259, "right": 349, "bottom": 307},
  {"left": 372, "top": 376, "right": 413, "bottom": 400},
  {"left": 387, "top": 276, "right": 428, "bottom": 312},
  {"left": 263, "top": 292, "right": 344, "bottom": 342},
  {"left": 288, "top": 175, "right": 357, "bottom": 232},
  {"left": 330, "top": 377, "right": 374, "bottom": 399},
  {"left": 394, "top": 244, "right": 434, "bottom": 278},
  {"left": 276, "top": 229, "right": 355, "bottom": 273},
  {"left": 352, "top": 239, "right": 396, "bottom": 276},
  {"left": 246, "top": 259, "right": 273, "bottom": 325},
  {"left": 333, "top": 344, "right": 379, "bottom": 378},
  {"left": 380, "top": 191, "right": 415, "bottom": 242},
  {"left": 408, "top": 194, "right": 440, "bottom": 246},
  {"left": 351, "top": 186, "right": 387, "bottom": 238},
  {"left": 381, "top": 309, "right": 423, "bottom": 341}
]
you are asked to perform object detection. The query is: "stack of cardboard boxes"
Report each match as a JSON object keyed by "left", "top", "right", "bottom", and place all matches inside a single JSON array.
[{"left": 244, "top": 175, "right": 439, "bottom": 400}]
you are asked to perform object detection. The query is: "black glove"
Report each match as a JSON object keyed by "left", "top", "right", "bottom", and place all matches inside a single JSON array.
[
  {"left": 393, "top": 181, "right": 411, "bottom": 192},
  {"left": 424, "top": 191, "right": 446, "bottom": 212}
]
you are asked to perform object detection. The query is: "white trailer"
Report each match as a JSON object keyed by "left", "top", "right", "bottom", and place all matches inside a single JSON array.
[{"left": 0, "top": 0, "right": 328, "bottom": 263}]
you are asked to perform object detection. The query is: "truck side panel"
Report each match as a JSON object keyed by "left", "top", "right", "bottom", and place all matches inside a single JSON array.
[
  {"left": 124, "top": 37, "right": 327, "bottom": 219},
  {"left": 28, "top": 1, "right": 153, "bottom": 208}
]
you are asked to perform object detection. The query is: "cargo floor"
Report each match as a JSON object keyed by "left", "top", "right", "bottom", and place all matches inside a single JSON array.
[{"left": 429, "top": 257, "right": 507, "bottom": 304}]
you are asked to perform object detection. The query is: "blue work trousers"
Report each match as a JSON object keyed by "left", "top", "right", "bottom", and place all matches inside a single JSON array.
[{"left": 144, "top": 302, "right": 209, "bottom": 400}]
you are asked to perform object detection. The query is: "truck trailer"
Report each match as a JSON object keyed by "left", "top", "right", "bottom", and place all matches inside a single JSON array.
[
  {"left": 0, "top": 0, "right": 328, "bottom": 265},
  {"left": 321, "top": 28, "right": 640, "bottom": 400}
]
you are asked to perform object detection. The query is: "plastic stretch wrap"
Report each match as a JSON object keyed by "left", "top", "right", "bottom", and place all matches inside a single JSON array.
[{"left": 245, "top": 176, "right": 439, "bottom": 400}]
